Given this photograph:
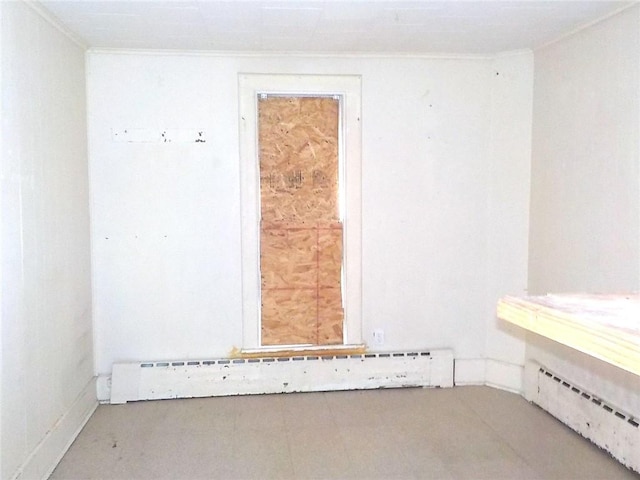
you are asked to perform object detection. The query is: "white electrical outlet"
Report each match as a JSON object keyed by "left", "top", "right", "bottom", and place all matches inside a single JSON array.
[{"left": 373, "top": 329, "right": 385, "bottom": 346}]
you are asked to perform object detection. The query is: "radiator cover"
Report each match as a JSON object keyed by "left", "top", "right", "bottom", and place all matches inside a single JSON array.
[
  {"left": 110, "top": 349, "right": 454, "bottom": 404},
  {"left": 526, "top": 361, "right": 640, "bottom": 473}
]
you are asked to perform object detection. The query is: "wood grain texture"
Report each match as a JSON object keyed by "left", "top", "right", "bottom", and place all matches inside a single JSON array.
[
  {"left": 259, "top": 96, "right": 344, "bottom": 346},
  {"left": 259, "top": 96, "right": 339, "bottom": 223},
  {"left": 497, "top": 294, "right": 640, "bottom": 376},
  {"left": 231, "top": 345, "right": 367, "bottom": 359}
]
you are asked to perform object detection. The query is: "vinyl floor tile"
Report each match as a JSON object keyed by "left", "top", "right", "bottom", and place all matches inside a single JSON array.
[{"left": 50, "top": 386, "right": 640, "bottom": 480}]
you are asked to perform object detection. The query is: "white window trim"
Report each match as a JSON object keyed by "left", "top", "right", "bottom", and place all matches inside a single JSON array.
[{"left": 238, "top": 73, "right": 362, "bottom": 350}]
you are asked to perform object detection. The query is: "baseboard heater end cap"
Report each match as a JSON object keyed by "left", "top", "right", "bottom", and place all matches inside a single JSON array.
[{"left": 110, "top": 363, "right": 141, "bottom": 404}]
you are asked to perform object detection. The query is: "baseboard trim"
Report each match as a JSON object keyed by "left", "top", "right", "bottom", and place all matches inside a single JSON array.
[
  {"left": 485, "top": 358, "right": 524, "bottom": 394},
  {"left": 454, "top": 358, "right": 486, "bottom": 386},
  {"left": 11, "top": 377, "right": 98, "bottom": 480},
  {"left": 96, "top": 374, "right": 111, "bottom": 403},
  {"left": 454, "top": 358, "right": 523, "bottom": 394}
]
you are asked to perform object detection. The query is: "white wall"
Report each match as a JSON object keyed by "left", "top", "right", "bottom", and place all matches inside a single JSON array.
[
  {"left": 482, "top": 53, "right": 533, "bottom": 390},
  {"left": 528, "top": 6, "right": 640, "bottom": 414},
  {"left": 1, "top": 1, "right": 636, "bottom": 474},
  {"left": 529, "top": 6, "right": 640, "bottom": 294},
  {"left": 87, "top": 51, "right": 532, "bottom": 392},
  {"left": 1, "top": 3, "right": 95, "bottom": 479}
]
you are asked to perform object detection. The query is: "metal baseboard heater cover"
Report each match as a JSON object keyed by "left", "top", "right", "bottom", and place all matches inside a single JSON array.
[
  {"left": 526, "top": 361, "right": 640, "bottom": 474},
  {"left": 110, "top": 349, "right": 454, "bottom": 404}
]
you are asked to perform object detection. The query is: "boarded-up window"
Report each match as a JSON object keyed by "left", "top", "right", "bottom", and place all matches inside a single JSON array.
[{"left": 259, "top": 96, "right": 344, "bottom": 346}]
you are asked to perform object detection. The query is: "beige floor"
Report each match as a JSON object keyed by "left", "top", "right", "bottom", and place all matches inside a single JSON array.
[{"left": 51, "top": 386, "right": 639, "bottom": 480}]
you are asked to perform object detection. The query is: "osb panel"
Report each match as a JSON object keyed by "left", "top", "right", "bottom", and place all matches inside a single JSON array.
[
  {"left": 259, "top": 96, "right": 339, "bottom": 223},
  {"left": 259, "top": 96, "right": 343, "bottom": 347},
  {"left": 261, "top": 223, "right": 342, "bottom": 290},
  {"left": 262, "top": 289, "right": 317, "bottom": 346},
  {"left": 260, "top": 224, "right": 344, "bottom": 345},
  {"left": 260, "top": 227, "right": 316, "bottom": 289},
  {"left": 317, "top": 226, "right": 342, "bottom": 288},
  {"left": 317, "top": 287, "right": 344, "bottom": 345}
]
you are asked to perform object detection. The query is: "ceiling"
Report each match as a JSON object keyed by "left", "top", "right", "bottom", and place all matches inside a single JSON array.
[{"left": 39, "top": 1, "right": 633, "bottom": 54}]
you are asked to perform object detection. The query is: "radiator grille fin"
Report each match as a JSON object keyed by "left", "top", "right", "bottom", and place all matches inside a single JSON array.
[
  {"left": 538, "top": 367, "right": 638, "bottom": 429},
  {"left": 137, "top": 350, "right": 430, "bottom": 369},
  {"left": 110, "top": 349, "right": 454, "bottom": 405},
  {"left": 531, "top": 364, "right": 640, "bottom": 474}
]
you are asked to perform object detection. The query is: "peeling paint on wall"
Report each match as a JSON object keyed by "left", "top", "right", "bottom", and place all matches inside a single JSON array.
[{"left": 111, "top": 128, "right": 207, "bottom": 143}]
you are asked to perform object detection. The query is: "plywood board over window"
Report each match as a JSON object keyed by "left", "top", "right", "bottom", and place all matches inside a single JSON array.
[
  {"left": 238, "top": 73, "right": 362, "bottom": 352},
  {"left": 259, "top": 96, "right": 344, "bottom": 346}
]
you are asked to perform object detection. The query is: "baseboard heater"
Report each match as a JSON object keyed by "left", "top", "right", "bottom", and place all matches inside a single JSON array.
[
  {"left": 110, "top": 348, "right": 454, "bottom": 404},
  {"left": 525, "top": 361, "right": 639, "bottom": 473}
]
